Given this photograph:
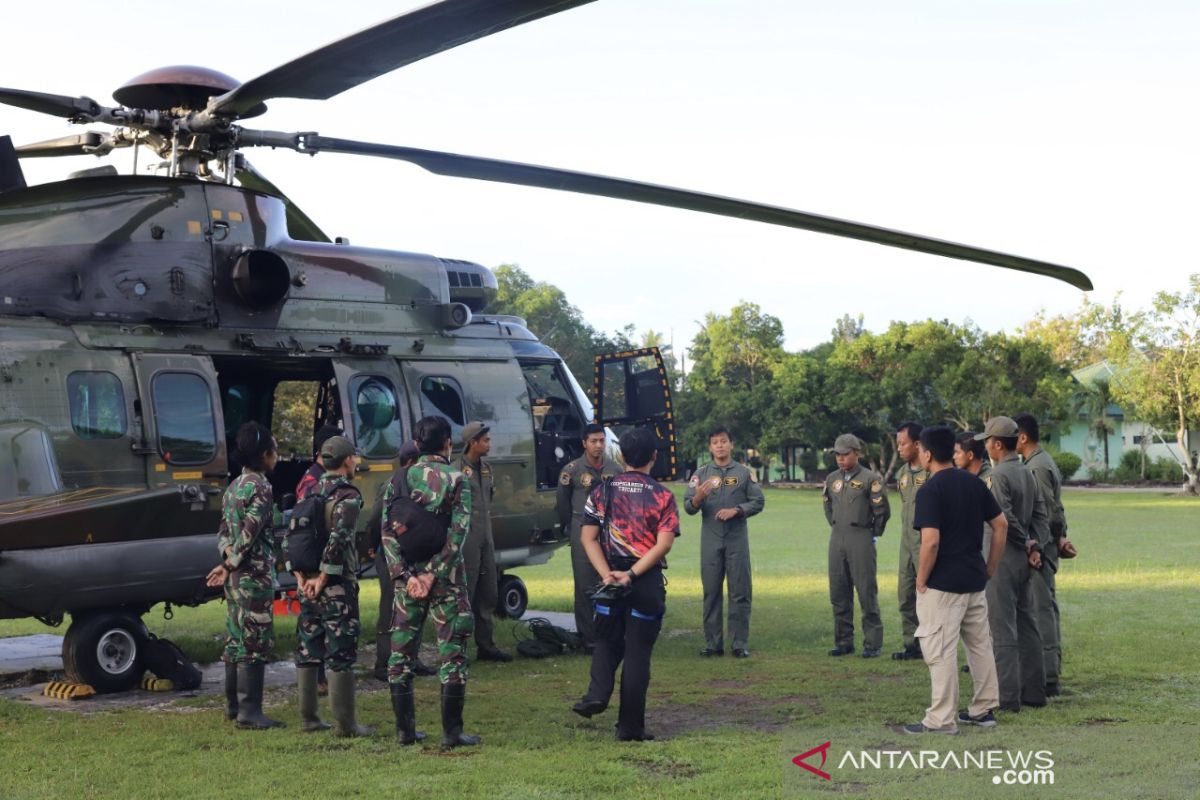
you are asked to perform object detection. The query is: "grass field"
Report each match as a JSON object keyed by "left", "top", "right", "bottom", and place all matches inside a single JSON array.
[{"left": 1, "top": 487, "right": 1198, "bottom": 799}]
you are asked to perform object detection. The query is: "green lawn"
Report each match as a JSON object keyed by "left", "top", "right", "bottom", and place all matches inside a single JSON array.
[{"left": 1, "top": 488, "right": 1198, "bottom": 799}]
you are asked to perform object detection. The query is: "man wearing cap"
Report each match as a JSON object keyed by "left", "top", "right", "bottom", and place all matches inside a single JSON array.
[
  {"left": 685, "top": 425, "right": 765, "bottom": 658},
  {"left": 892, "top": 421, "right": 929, "bottom": 662},
  {"left": 557, "top": 423, "right": 623, "bottom": 650},
  {"left": 822, "top": 433, "right": 891, "bottom": 657},
  {"left": 286, "top": 435, "right": 374, "bottom": 737},
  {"left": 366, "top": 441, "right": 431, "bottom": 681},
  {"left": 975, "top": 417, "right": 1048, "bottom": 711},
  {"left": 1014, "top": 413, "right": 1069, "bottom": 697},
  {"left": 457, "top": 421, "right": 512, "bottom": 662}
]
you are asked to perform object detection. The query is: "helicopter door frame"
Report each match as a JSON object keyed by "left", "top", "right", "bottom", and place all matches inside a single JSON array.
[
  {"left": 129, "top": 352, "right": 228, "bottom": 491},
  {"left": 330, "top": 358, "right": 410, "bottom": 478},
  {"left": 593, "top": 346, "right": 678, "bottom": 481}
]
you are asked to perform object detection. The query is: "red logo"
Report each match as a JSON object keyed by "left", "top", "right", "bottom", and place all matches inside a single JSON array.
[{"left": 792, "top": 741, "right": 832, "bottom": 780}]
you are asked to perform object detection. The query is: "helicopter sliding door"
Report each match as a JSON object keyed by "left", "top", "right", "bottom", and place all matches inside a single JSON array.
[{"left": 593, "top": 347, "right": 679, "bottom": 481}]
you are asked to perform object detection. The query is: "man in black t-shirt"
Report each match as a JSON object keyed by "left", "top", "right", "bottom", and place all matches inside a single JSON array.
[{"left": 903, "top": 426, "right": 1009, "bottom": 735}]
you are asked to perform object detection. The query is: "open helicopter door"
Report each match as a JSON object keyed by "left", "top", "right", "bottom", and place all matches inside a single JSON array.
[{"left": 593, "top": 347, "right": 678, "bottom": 481}]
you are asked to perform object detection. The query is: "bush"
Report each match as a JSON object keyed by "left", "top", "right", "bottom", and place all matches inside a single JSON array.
[
  {"left": 1113, "top": 450, "right": 1144, "bottom": 482},
  {"left": 1052, "top": 450, "right": 1083, "bottom": 480},
  {"left": 1087, "top": 467, "right": 1110, "bottom": 482},
  {"left": 1148, "top": 456, "right": 1184, "bottom": 483}
]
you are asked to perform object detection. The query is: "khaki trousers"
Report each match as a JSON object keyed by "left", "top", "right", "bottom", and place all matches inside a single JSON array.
[{"left": 916, "top": 587, "right": 999, "bottom": 730}]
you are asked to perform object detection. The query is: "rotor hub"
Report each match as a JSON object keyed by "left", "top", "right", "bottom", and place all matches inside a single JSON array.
[{"left": 113, "top": 66, "right": 266, "bottom": 117}]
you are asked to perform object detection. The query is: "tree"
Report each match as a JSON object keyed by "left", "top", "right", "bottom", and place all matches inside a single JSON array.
[{"left": 1107, "top": 274, "right": 1200, "bottom": 494}]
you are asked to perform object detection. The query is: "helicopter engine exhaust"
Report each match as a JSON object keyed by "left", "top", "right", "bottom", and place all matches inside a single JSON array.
[
  {"left": 441, "top": 301, "right": 472, "bottom": 329},
  {"left": 230, "top": 248, "right": 290, "bottom": 309}
]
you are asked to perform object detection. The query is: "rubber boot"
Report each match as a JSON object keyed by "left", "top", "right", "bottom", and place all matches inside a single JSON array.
[
  {"left": 374, "top": 633, "right": 390, "bottom": 682},
  {"left": 329, "top": 670, "right": 375, "bottom": 738},
  {"left": 389, "top": 682, "right": 426, "bottom": 745},
  {"left": 236, "top": 662, "right": 285, "bottom": 729},
  {"left": 439, "top": 683, "right": 481, "bottom": 749},
  {"left": 297, "top": 665, "right": 331, "bottom": 733},
  {"left": 224, "top": 662, "right": 238, "bottom": 720}
]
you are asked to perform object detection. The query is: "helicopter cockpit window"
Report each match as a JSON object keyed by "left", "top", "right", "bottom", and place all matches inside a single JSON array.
[
  {"left": 350, "top": 375, "right": 404, "bottom": 459},
  {"left": 522, "top": 363, "right": 583, "bottom": 435},
  {"left": 66, "top": 371, "right": 127, "bottom": 440},
  {"left": 418, "top": 377, "right": 466, "bottom": 443},
  {"left": 151, "top": 372, "right": 217, "bottom": 465},
  {"left": 0, "top": 424, "right": 63, "bottom": 501}
]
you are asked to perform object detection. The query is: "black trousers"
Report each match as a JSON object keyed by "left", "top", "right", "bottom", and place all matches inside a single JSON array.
[{"left": 583, "top": 566, "right": 665, "bottom": 738}]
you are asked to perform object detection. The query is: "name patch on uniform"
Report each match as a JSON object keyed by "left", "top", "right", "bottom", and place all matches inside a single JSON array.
[
  {"left": 872, "top": 496, "right": 883, "bottom": 505},
  {"left": 723, "top": 476, "right": 740, "bottom": 487},
  {"left": 481, "top": 465, "right": 492, "bottom": 477},
  {"left": 870, "top": 480, "right": 881, "bottom": 493},
  {"left": 560, "top": 470, "right": 573, "bottom": 486},
  {"left": 831, "top": 479, "right": 844, "bottom": 494},
  {"left": 581, "top": 473, "right": 594, "bottom": 488},
  {"left": 849, "top": 479, "right": 864, "bottom": 490}
]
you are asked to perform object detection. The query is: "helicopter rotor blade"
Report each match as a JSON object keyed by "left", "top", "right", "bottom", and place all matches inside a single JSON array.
[
  {"left": 238, "top": 130, "right": 1093, "bottom": 291},
  {"left": 234, "top": 159, "right": 331, "bottom": 243},
  {"left": 14, "top": 132, "right": 107, "bottom": 158},
  {"left": 211, "top": 0, "right": 596, "bottom": 118},
  {"left": 0, "top": 87, "right": 110, "bottom": 121}
]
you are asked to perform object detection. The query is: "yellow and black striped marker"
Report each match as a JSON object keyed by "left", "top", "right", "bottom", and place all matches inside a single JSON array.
[
  {"left": 43, "top": 681, "right": 95, "bottom": 700},
  {"left": 140, "top": 675, "right": 174, "bottom": 692}
]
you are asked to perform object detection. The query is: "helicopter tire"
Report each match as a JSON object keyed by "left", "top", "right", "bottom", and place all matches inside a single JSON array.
[
  {"left": 62, "top": 610, "right": 148, "bottom": 694},
  {"left": 496, "top": 574, "right": 528, "bottom": 620}
]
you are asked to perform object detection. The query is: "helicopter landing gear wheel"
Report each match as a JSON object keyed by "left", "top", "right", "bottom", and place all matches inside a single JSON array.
[
  {"left": 496, "top": 574, "right": 528, "bottom": 619},
  {"left": 62, "top": 611, "right": 147, "bottom": 694}
]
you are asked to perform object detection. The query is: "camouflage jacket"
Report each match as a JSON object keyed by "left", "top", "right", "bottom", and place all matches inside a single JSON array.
[
  {"left": 218, "top": 469, "right": 276, "bottom": 572},
  {"left": 283, "top": 472, "right": 362, "bottom": 580},
  {"left": 381, "top": 454, "right": 472, "bottom": 585}
]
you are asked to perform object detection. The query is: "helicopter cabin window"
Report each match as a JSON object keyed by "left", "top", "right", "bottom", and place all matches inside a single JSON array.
[
  {"left": 66, "top": 371, "right": 127, "bottom": 439},
  {"left": 350, "top": 375, "right": 404, "bottom": 459},
  {"left": 0, "top": 424, "right": 63, "bottom": 501},
  {"left": 418, "top": 377, "right": 466, "bottom": 443},
  {"left": 520, "top": 362, "right": 585, "bottom": 489},
  {"left": 151, "top": 372, "right": 217, "bottom": 465}
]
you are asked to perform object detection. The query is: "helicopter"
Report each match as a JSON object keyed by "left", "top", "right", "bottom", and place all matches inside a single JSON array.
[{"left": 0, "top": 0, "right": 1092, "bottom": 693}]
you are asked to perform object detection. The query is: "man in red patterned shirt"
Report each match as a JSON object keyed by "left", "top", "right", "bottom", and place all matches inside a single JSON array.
[{"left": 570, "top": 428, "right": 679, "bottom": 741}]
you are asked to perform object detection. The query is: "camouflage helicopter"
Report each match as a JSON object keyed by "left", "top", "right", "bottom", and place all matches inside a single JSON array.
[{"left": 0, "top": 0, "right": 1092, "bottom": 693}]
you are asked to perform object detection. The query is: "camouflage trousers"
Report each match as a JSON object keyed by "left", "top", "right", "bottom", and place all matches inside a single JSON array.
[
  {"left": 294, "top": 579, "right": 361, "bottom": 673},
  {"left": 222, "top": 566, "right": 275, "bottom": 664},
  {"left": 387, "top": 578, "right": 473, "bottom": 686}
]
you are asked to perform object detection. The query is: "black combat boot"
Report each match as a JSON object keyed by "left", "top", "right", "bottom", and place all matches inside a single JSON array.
[
  {"left": 374, "top": 633, "right": 390, "bottom": 682},
  {"left": 439, "top": 683, "right": 481, "bottom": 749},
  {"left": 236, "top": 662, "right": 285, "bottom": 730},
  {"left": 297, "top": 665, "right": 331, "bottom": 733},
  {"left": 329, "top": 670, "right": 375, "bottom": 738},
  {"left": 224, "top": 662, "right": 238, "bottom": 720},
  {"left": 389, "top": 682, "right": 426, "bottom": 745}
]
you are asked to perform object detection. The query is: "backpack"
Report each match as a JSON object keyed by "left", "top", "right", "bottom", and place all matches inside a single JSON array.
[
  {"left": 142, "top": 633, "right": 202, "bottom": 690},
  {"left": 286, "top": 488, "right": 331, "bottom": 574},
  {"left": 514, "top": 617, "right": 582, "bottom": 658},
  {"left": 385, "top": 467, "right": 451, "bottom": 564}
]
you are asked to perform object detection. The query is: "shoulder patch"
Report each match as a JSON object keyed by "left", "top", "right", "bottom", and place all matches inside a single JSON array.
[
  {"left": 849, "top": 479, "right": 864, "bottom": 491},
  {"left": 688, "top": 474, "right": 700, "bottom": 487},
  {"left": 463, "top": 465, "right": 473, "bottom": 478},
  {"left": 899, "top": 473, "right": 909, "bottom": 490},
  {"left": 831, "top": 479, "right": 844, "bottom": 494},
  {"left": 870, "top": 480, "right": 881, "bottom": 493},
  {"left": 559, "top": 470, "right": 572, "bottom": 486}
]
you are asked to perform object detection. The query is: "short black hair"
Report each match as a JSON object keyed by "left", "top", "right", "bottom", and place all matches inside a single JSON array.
[
  {"left": 896, "top": 421, "right": 923, "bottom": 442},
  {"left": 1012, "top": 413, "right": 1040, "bottom": 443},
  {"left": 620, "top": 428, "right": 659, "bottom": 469},
  {"left": 582, "top": 423, "right": 606, "bottom": 440},
  {"left": 312, "top": 423, "right": 341, "bottom": 459},
  {"left": 955, "top": 431, "right": 986, "bottom": 461},
  {"left": 708, "top": 425, "right": 732, "bottom": 442},
  {"left": 994, "top": 435, "right": 1019, "bottom": 453},
  {"left": 414, "top": 415, "right": 452, "bottom": 455},
  {"left": 918, "top": 425, "right": 955, "bottom": 464},
  {"left": 236, "top": 421, "right": 277, "bottom": 471}
]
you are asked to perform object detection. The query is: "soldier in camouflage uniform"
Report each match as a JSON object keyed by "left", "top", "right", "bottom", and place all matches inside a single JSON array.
[
  {"left": 286, "top": 435, "right": 373, "bottom": 737},
  {"left": 456, "top": 421, "right": 512, "bottom": 662},
  {"left": 382, "top": 415, "right": 480, "bottom": 749},
  {"left": 822, "top": 434, "right": 891, "bottom": 658},
  {"left": 556, "top": 423, "right": 622, "bottom": 649},
  {"left": 205, "top": 421, "right": 283, "bottom": 730},
  {"left": 893, "top": 422, "right": 929, "bottom": 661}
]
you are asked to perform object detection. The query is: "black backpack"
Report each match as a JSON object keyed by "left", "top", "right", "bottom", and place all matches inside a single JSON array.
[
  {"left": 385, "top": 467, "right": 451, "bottom": 564},
  {"left": 287, "top": 486, "right": 341, "bottom": 574},
  {"left": 143, "top": 633, "right": 202, "bottom": 690}
]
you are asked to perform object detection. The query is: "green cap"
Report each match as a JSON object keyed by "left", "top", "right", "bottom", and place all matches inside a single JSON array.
[
  {"left": 973, "top": 416, "right": 1019, "bottom": 440},
  {"left": 832, "top": 433, "right": 862, "bottom": 454},
  {"left": 461, "top": 421, "right": 490, "bottom": 444},
  {"left": 319, "top": 435, "right": 358, "bottom": 465}
]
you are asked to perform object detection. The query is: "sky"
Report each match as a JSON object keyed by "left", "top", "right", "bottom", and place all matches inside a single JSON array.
[{"left": 3, "top": 0, "right": 1197, "bottom": 353}]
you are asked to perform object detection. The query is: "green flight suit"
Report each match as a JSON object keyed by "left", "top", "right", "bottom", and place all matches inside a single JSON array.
[
  {"left": 684, "top": 461, "right": 765, "bottom": 652},
  {"left": 556, "top": 456, "right": 622, "bottom": 645},
  {"left": 984, "top": 452, "right": 1047, "bottom": 709},
  {"left": 456, "top": 454, "right": 499, "bottom": 653},
  {"left": 895, "top": 462, "right": 929, "bottom": 651},
  {"left": 1024, "top": 446, "right": 1064, "bottom": 687},
  {"left": 822, "top": 466, "right": 890, "bottom": 651}
]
